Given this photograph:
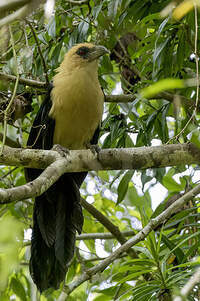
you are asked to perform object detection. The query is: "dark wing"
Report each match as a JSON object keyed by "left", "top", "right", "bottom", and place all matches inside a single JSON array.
[
  {"left": 27, "top": 84, "right": 55, "bottom": 151},
  {"left": 26, "top": 84, "right": 55, "bottom": 182},
  {"left": 88, "top": 87, "right": 103, "bottom": 146}
]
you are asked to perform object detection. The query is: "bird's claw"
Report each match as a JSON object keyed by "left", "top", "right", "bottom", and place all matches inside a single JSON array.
[
  {"left": 52, "top": 144, "right": 69, "bottom": 158},
  {"left": 86, "top": 143, "right": 101, "bottom": 155}
]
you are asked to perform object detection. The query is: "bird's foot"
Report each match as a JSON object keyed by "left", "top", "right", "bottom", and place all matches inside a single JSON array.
[
  {"left": 86, "top": 143, "right": 101, "bottom": 155},
  {"left": 52, "top": 144, "right": 69, "bottom": 158}
]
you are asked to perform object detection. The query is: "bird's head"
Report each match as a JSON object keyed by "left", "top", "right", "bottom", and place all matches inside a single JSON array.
[{"left": 60, "top": 43, "right": 109, "bottom": 71}]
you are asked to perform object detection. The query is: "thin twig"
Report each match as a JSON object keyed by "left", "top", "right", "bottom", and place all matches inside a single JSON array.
[
  {"left": 194, "top": 4, "right": 199, "bottom": 112},
  {"left": 66, "top": 0, "right": 88, "bottom": 4},
  {"left": 81, "top": 198, "right": 137, "bottom": 258},
  {"left": 0, "top": 167, "right": 18, "bottom": 181},
  {"left": 1, "top": 26, "right": 19, "bottom": 154},
  {"left": 26, "top": 20, "right": 49, "bottom": 84},
  {"left": 22, "top": 230, "right": 135, "bottom": 247},
  {"left": 76, "top": 230, "right": 134, "bottom": 240},
  {"left": 0, "top": 72, "right": 46, "bottom": 88},
  {"left": 0, "top": 72, "right": 194, "bottom": 108}
]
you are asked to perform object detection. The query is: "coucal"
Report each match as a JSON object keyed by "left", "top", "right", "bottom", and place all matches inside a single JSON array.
[{"left": 26, "top": 43, "right": 108, "bottom": 292}]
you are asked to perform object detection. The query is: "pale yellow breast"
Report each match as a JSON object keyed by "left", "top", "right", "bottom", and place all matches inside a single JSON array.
[{"left": 49, "top": 66, "right": 104, "bottom": 150}]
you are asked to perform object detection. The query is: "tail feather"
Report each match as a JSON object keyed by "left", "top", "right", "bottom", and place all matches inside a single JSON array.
[
  {"left": 55, "top": 194, "right": 76, "bottom": 265},
  {"left": 30, "top": 174, "right": 83, "bottom": 292},
  {"left": 35, "top": 195, "right": 56, "bottom": 247},
  {"left": 30, "top": 208, "right": 60, "bottom": 291}
]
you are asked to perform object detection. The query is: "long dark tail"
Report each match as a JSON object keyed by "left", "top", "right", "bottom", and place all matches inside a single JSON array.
[{"left": 29, "top": 173, "right": 85, "bottom": 292}]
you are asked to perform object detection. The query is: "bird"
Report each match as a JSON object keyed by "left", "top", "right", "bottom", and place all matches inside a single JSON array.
[{"left": 25, "top": 43, "right": 108, "bottom": 292}]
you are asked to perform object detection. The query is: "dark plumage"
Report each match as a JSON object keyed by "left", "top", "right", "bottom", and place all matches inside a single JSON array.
[{"left": 26, "top": 43, "right": 108, "bottom": 292}]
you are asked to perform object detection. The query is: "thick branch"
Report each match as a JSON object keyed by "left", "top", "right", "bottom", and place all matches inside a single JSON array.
[
  {"left": 0, "top": 157, "right": 67, "bottom": 204},
  {"left": 0, "top": 143, "right": 199, "bottom": 170},
  {"left": 0, "top": 143, "right": 200, "bottom": 203},
  {"left": 59, "top": 184, "right": 200, "bottom": 297}
]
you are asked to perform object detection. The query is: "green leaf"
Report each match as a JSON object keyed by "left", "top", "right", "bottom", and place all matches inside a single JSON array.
[
  {"left": 183, "top": 240, "right": 200, "bottom": 262},
  {"left": 108, "top": 0, "right": 120, "bottom": 19},
  {"left": 47, "top": 16, "right": 56, "bottom": 38},
  {"left": 92, "top": 3, "right": 103, "bottom": 19},
  {"left": 98, "top": 170, "right": 109, "bottom": 182},
  {"left": 151, "top": 201, "right": 166, "bottom": 218},
  {"left": 95, "top": 286, "right": 118, "bottom": 297},
  {"left": 10, "top": 277, "right": 27, "bottom": 301},
  {"left": 162, "top": 168, "right": 183, "bottom": 191},
  {"left": 0, "top": 292, "right": 10, "bottom": 301},
  {"left": 93, "top": 295, "right": 111, "bottom": 301},
  {"left": 117, "top": 170, "right": 134, "bottom": 204},
  {"left": 162, "top": 234, "right": 185, "bottom": 264},
  {"left": 19, "top": 47, "right": 33, "bottom": 73},
  {"left": 153, "top": 37, "right": 170, "bottom": 70},
  {"left": 131, "top": 281, "right": 160, "bottom": 301},
  {"left": 126, "top": 184, "right": 143, "bottom": 207},
  {"left": 78, "top": 20, "right": 89, "bottom": 41},
  {"left": 118, "top": 269, "right": 152, "bottom": 283},
  {"left": 141, "top": 171, "right": 153, "bottom": 189},
  {"left": 141, "top": 78, "right": 185, "bottom": 99},
  {"left": 157, "top": 17, "right": 170, "bottom": 39},
  {"left": 0, "top": 216, "right": 23, "bottom": 290}
]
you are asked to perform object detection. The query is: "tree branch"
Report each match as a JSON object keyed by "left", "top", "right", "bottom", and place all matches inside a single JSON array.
[
  {"left": 0, "top": 143, "right": 199, "bottom": 170},
  {"left": 57, "top": 184, "right": 200, "bottom": 298},
  {"left": 81, "top": 198, "right": 137, "bottom": 258},
  {"left": 0, "top": 0, "right": 29, "bottom": 12},
  {"left": 0, "top": 157, "right": 67, "bottom": 204},
  {"left": 0, "top": 4, "right": 29, "bottom": 27},
  {"left": 106, "top": 92, "right": 193, "bottom": 110},
  {"left": 1, "top": 25, "right": 20, "bottom": 153},
  {"left": 0, "top": 143, "right": 200, "bottom": 203},
  {"left": 23, "top": 230, "right": 135, "bottom": 245},
  {"left": 66, "top": 0, "right": 89, "bottom": 4},
  {"left": 26, "top": 20, "right": 49, "bottom": 84},
  {"left": 0, "top": 0, "right": 45, "bottom": 27},
  {"left": 0, "top": 73, "right": 192, "bottom": 108},
  {"left": 0, "top": 72, "right": 46, "bottom": 88},
  {"left": 76, "top": 230, "right": 134, "bottom": 240},
  {"left": 0, "top": 133, "right": 21, "bottom": 148}
]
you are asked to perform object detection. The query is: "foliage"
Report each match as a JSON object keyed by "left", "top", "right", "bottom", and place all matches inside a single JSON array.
[{"left": 0, "top": 0, "right": 200, "bottom": 300}]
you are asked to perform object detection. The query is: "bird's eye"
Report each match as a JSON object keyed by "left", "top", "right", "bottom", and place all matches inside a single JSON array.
[
  {"left": 78, "top": 49, "right": 86, "bottom": 55},
  {"left": 76, "top": 47, "right": 90, "bottom": 57}
]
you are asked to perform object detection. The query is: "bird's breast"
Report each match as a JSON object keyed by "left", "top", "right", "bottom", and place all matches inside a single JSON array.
[{"left": 49, "top": 70, "right": 104, "bottom": 149}]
